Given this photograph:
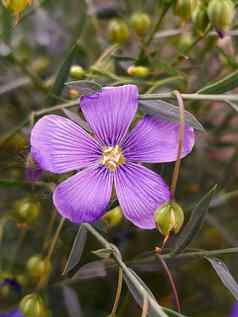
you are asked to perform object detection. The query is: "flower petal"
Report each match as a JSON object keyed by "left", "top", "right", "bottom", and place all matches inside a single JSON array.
[
  {"left": 53, "top": 166, "right": 113, "bottom": 223},
  {"left": 80, "top": 85, "right": 138, "bottom": 146},
  {"left": 31, "top": 115, "right": 101, "bottom": 173},
  {"left": 114, "top": 163, "right": 170, "bottom": 229},
  {"left": 123, "top": 115, "right": 195, "bottom": 163}
]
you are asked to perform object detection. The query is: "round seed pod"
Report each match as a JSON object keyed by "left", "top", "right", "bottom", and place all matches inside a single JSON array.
[
  {"left": 192, "top": 2, "right": 210, "bottom": 36},
  {"left": 108, "top": 19, "right": 129, "bottom": 44},
  {"left": 0, "top": 272, "right": 13, "bottom": 297},
  {"left": 70, "top": 65, "right": 86, "bottom": 80},
  {"left": 19, "top": 293, "right": 48, "bottom": 317},
  {"left": 154, "top": 201, "right": 184, "bottom": 236},
  {"left": 102, "top": 206, "right": 123, "bottom": 228},
  {"left": 208, "top": 0, "right": 235, "bottom": 32},
  {"left": 130, "top": 12, "right": 151, "bottom": 36},
  {"left": 26, "top": 256, "right": 51, "bottom": 281},
  {"left": 14, "top": 198, "right": 40, "bottom": 225},
  {"left": 127, "top": 65, "right": 150, "bottom": 77},
  {"left": 174, "top": 0, "right": 198, "bottom": 22}
]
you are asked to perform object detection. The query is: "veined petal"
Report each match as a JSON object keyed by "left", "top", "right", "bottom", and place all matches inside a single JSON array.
[
  {"left": 114, "top": 163, "right": 170, "bottom": 229},
  {"left": 53, "top": 166, "right": 113, "bottom": 223},
  {"left": 31, "top": 115, "right": 101, "bottom": 173},
  {"left": 122, "top": 115, "right": 195, "bottom": 163},
  {"left": 80, "top": 85, "right": 138, "bottom": 146}
]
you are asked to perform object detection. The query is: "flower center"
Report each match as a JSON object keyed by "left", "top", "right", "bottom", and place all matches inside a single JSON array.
[{"left": 101, "top": 145, "right": 125, "bottom": 172}]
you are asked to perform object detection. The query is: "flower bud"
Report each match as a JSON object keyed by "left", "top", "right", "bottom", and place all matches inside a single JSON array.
[
  {"left": 130, "top": 12, "right": 151, "bottom": 36},
  {"left": 14, "top": 197, "right": 40, "bottom": 225},
  {"left": 19, "top": 293, "right": 48, "bottom": 317},
  {"left": 108, "top": 19, "right": 129, "bottom": 44},
  {"left": 154, "top": 201, "right": 184, "bottom": 236},
  {"left": 70, "top": 65, "right": 86, "bottom": 80},
  {"left": 208, "top": 0, "right": 235, "bottom": 32},
  {"left": 174, "top": 0, "right": 198, "bottom": 22},
  {"left": 192, "top": 3, "right": 210, "bottom": 36},
  {"left": 26, "top": 256, "right": 51, "bottom": 281},
  {"left": 2, "top": 0, "right": 31, "bottom": 15},
  {"left": 102, "top": 206, "right": 123, "bottom": 228},
  {"left": 127, "top": 65, "right": 150, "bottom": 77},
  {"left": 68, "top": 88, "right": 80, "bottom": 99}
]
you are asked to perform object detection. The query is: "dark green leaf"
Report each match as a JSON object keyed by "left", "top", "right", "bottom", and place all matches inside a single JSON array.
[
  {"left": 72, "top": 260, "right": 106, "bottom": 280},
  {"left": 65, "top": 80, "right": 102, "bottom": 96},
  {"left": 206, "top": 257, "right": 238, "bottom": 300},
  {"left": 171, "top": 185, "right": 217, "bottom": 256},
  {"left": 63, "top": 109, "right": 91, "bottom": 132},
  {"left": 47, "top": 41, "right": 81, "bottom": 105},
  {"left": 63, "top": 225, "right": 88, "bottom": 275},
  {"left": 197, "top": 69, "right": 238, "bottom": 94},
  {"left": 139, "top": 100, "right": 204, "bottom": 132}
]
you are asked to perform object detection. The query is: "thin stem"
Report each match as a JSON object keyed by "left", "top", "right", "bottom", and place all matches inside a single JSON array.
[
  {"left": 170, "top": 91, "right": 185, "bottom": 200},
  {"left": 43, "top": 209, "right": 58, "bottom": 252},
  {"left": 35, "top": 98, "right": 81, "bottom": 117},
  {"left": 110, "top": 268, "right": 123, "bottom": 316},
  {"left": 141, "top": 295, "right": 149, "bottom": 317},
  {"left": 46, "top": 217, "right": 65, "bottom": 260}
]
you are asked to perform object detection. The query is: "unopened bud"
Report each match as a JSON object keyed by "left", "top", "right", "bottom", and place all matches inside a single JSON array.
[
  {"left": 14, "top": 197, "right": 40, "bottom": 225},
  {"left": 130, "top": 12, "right": 151, "bottom": 36},
  {"left": 208, "top": 0, "right": 235, "bottom": 32},
  {"left": 102, "top": 206, "right": 123, "bottom": 228},
  {"left": 154, "top": 201, "right": 184, "bottom": 236},
  {"left": 70, "top": 65, "right": 85, "bottom": 80},
  {"left": 174, "top": 0, "right": 198, "bottom": 22},
  {"left": 26, "top": 255, "right": 51, "bottom": 281},
  {"left": 192, "top": 3, "right": 210, "bottom": 36},
  {"left": 2, "top": 0, "right": 31, "bottom": 16},
  {"left": 127, "top": 65, "right": 150, "bottom": 77},
  {"left": 19, "top": 293, "right": 48, "bottom": 317},
  {"left": 108, "top": 19, "right": 129, "bottom": 44}
]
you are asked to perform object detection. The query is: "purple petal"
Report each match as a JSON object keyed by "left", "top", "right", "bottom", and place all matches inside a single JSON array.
[
  {"left": 230, "top": 302, "right": 238, "bottom": 317},
  {"left": 80, "top": 85, "right": 138, "bottom": 146},
  {"left": 53, "top": 166, "right": 113, "bottom": 223},
  {"left": 122, "top": 115, "right": 195, "bottom": 163},
  {"left": 31, "top": 115, "right": 101, "bottom": 173},
  {"left": 114, "top": 162, "right": 170, "bottom": 229}
]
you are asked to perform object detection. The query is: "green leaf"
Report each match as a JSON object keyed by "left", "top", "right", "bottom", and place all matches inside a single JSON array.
[
  {"left": 139, "top": 100, "right": 204, "bottom": 132},
  {"left": 197, "top": 69, "right": 238, "bottom": 94},
  {"left": 63, "top": 225, "right": 88, "bottom": 275},
  {"left": 63, "top": 109, "right": 91, "bottom": 132},
  {"left": 171, "top": 185, "right": 217, "bottom": 256},
  {"left": 92, "top": 248, "right": 112, "bottom": 259},
  {"left": 47, "top": 41, "right": 81, "bottom": 105},
  {"left": 72, "top": 260, "right": 106, "bottom": 280},
  {"left": 206, "top": 257, "right": 238, "bottom": 300},
  {"left": 65, "top": 80, "right": 102, "bottom": 96}
]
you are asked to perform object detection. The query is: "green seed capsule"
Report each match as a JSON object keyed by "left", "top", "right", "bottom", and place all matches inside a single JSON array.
[
  {"left": 14, "top": 198, "right": 40, "bottom": 225},
  {"left": 70, "top": 65, "right": 86, "bottom": 80},
  {"left": 130, "top": 12, "right": 151, "bottom": 36},
  {"left": 102, "top": 206, "right": 123, "bottom": 228},
  {"left": 26, "top": 255, "right": 51, "bottom": 281},
  {"left": 154, "top": 201, "right": 184, "bottom": 236},
  {"left": 127, "top": 65, "right": 150, "bottom": 77},
  {"left": 19, "top": 293, "right": 48, "bottom": 317},
  {"left": 108, "top": 19, "right": 129, "bottom": 44},
  {"left": 192, "top": 2, "right": 210, "bottom": 36},
  {"left": 208, "top": 0, "right": 235, "bottom": 32},
  {"left": 174, "top": 0, "right": 198, "bottom": 22}
]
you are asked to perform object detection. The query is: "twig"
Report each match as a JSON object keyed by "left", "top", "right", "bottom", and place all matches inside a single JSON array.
[
  {"left": 46, "top": 217, "right": 65, "bottom": 260},
  {"left": 141, "top": 295, "right": 149, "bottom": 317},
  {"left": 110, "top": 268, "right": 123, "bottom": 316}
]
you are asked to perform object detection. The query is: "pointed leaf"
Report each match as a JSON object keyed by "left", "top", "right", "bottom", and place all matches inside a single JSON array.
[
  {"left": 206, "top": 257, "right": 238, "bottom": 300},
  {"left": 139, "top": 100, "right": 204, "bottom": 131},
  {"left": 63, "top": 109, "right": 91, "bottom": 132},
  {"left": 171, "top": 185, "right": 217, "bottom": 256},
  {"left": 72, "top": 260, "right": 106, "bottom": 280},
  {"left": 63, "top": 225, "right": 88, "bottom": 275},
  {"left": 198, "top": 69, "right": 238, "bottom": 94},
  {"left": 63, "top": 286, "right": 83, "bottom": 317},
  {"left": 65, "top": 80, "right": 102, "bottom": 96}
]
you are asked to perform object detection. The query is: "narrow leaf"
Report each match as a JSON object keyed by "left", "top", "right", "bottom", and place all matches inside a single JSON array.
[
  {"left": 139, "top": 100, "right": 204, "bottom": 132},
  {"left": 63, "top": 225, "right": 88, "bottom": 275},
  {"left": 72, "top": 260, "right": 106, "bottom": 280},
  {"left": 63, "top": 109, "right": 91, "bottom": 132},
  {"left": 206, "top": 257, "right": 238, "bottom": 300},
  {"left": 63, "top": 286, "right": 83, "bottom": 317},
  {"left": 172, "top": 185, "right": 217, "bottom": 256},
  {"left": 65, "top": 80, "right": 102, "bottom": 96},
  {"left": 198, "top": 69, "right": 238, "bottom": 94},
  {"left": 47, "top": 41, "right": 81, "bottom": 105}
]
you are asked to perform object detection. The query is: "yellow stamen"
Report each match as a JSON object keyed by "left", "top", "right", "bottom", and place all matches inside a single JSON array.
[{"left": 101, "top": 145, "right": 125, "bottom": 172}]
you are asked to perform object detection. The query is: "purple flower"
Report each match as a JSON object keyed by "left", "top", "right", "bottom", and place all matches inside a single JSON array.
[
  {"left": 0, "top": 309, "right": 24, "bottom": 317},
  {"left": 31, "top": 85, "right": 195, "bottom": 229},
  {"left": 229, "top": 302, "right": 238, "bottom": 317}
]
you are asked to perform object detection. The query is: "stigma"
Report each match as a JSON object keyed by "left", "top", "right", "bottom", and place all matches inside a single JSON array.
[{"left": 101, "top": 145, "right": 125, "bottom": 172}]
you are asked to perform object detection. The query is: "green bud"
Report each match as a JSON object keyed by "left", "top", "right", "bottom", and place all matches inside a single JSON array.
[
  {"left": 130, "top": 12, "right": 151, "bottom": 36},
  {"left": 178, "top": 33, "right": 193, "bottom": 52},
  {"left": 127, "top": 65, "right": 150, "bottom": 77},
  {"left": 208, "top": 0, "right": 235, "bottom": 32},
  {"left": 108, "top": 19, "right": 129, "bottom": 44},
  {"left": 14, "top": 197, "right": 40, "bottom": 225},
  {"left": 192, "top": 2, "right": 210, "bottom": 36},
  {"left": 174, "top": 0, "right": 198, "bottom": 22},
  {"left": 1, "top": 132, "right": 27, "bottom": 153},
  {"left": 154, "top": 201, "right": 184, "bottom": 236},
  {"left": 26, "top": 255, "right": 51, "bottom": 281},
  {"left": 69, "top": 65, "right": 85, "bottom": 80},
  {"left": 102, "top": 206, "right": 123, "bottom": 228},
  {"left": 19, "top": 293, "right": 48, "bottom": 317}
]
